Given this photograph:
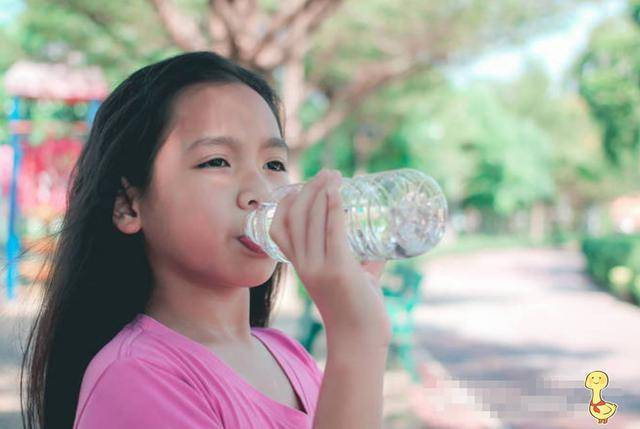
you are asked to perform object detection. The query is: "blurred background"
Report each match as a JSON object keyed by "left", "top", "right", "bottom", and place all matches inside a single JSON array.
[{"left": 0, "top": 0, "right": 639, "bottom": 428}]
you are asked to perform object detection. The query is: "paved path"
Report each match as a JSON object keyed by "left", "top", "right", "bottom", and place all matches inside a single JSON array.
[
  {"left": 408, "top": 247, "right": 640, "bottom": 429},
  {"left": 0, "top": 296, "right": 40, "bottom": 428}
]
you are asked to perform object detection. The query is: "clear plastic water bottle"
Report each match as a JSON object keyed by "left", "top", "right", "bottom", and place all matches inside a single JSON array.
[{"left": 243, "top": 168, "right": 448, "bottom": 263}]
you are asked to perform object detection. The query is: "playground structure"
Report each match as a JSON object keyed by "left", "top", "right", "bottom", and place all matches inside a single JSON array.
[{"left": 1, "top": 60, "right": 107, "bottom": 301}]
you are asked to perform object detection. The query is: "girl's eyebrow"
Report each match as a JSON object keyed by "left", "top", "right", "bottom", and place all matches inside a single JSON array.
[{"left": 185, "top": 135, "right": 289, "bottom": 157}]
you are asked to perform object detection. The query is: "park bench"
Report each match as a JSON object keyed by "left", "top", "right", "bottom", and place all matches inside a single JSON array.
[{"left": 295, "top": 259, "right": 424, "bottom": 382}]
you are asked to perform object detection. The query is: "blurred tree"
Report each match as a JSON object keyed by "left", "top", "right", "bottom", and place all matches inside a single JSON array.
[
  {"left": 2, "top": 0, "right": 603, "bottom": 180},
  {"left": 576, "top": 3, "right": 640, "bottom": 182},
  {"left": 344, "top": 59, "right": 611, "bottom": 237},
  {"left": 499, "top": 61, "right": 620, "bottom": 211},
  {"left": 422, "top": 83, "right": 556, "bottom": 232}
]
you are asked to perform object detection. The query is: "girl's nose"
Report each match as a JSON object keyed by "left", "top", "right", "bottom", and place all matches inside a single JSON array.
[{"left": 237, "top": 185, "right": 273, "bottom": 210}]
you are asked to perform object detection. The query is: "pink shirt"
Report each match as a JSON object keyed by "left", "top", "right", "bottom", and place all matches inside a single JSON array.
[{"left": 73, "top": 313, "right": 324, "bottom": 428}]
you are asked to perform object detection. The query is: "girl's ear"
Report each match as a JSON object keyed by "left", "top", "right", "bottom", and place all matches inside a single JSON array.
[{"left": 112, "top": 177, "right": 143, "bottom": 234}]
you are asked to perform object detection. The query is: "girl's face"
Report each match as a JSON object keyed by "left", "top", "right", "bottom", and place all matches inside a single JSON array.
[{"left": 115, "top": 83, "right": 290, "bottom": 289}]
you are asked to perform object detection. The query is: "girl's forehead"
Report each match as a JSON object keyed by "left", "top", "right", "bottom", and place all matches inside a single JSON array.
[{"left": 171, "top": 82, "right": 280, "bottom": 139}]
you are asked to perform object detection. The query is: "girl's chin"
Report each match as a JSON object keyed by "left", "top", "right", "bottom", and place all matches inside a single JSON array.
[{"left": 238, "top": 271, "right": 278, "bottom": 288}]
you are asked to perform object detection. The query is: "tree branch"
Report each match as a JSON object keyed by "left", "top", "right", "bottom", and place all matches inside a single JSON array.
[
  {"left": 250, "top": 0, "right": 343, "bottom": 70},
  {"left": 294, "top": 13, "right": 463, "bottom": 151},
  {"left": 148, "top": 0, "right": 208, "bottom": 51},
  {"left": 302, "top": 0, "right": 343, "bottom": 39},
  {"left": 235, "top": 0, "right": 259, "bottom": 20},
  {"left": 250, "top": 0, "right": 314, "bottom": 59},
  {"left": 58, "top": 1, "right": 148, "bottom": 60},
  {"left": 212, "top": 0, "right": 242, "bottom": 42},
  {"left": 297, "top": 50, "right": 448, "bottom": 151},
  {"left": 209, "top": 0, "right": 260, "bottom": 60},
  {"left": 207, "top": 0, "right": 232, "bottom": 57}
]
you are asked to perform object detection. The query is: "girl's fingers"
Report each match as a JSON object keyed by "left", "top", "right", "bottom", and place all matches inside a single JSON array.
[
  {"left": 325, "top": 172, "right": 351, "bottom": 265},
  {"left": 269, "top": 191, "right": 296, "bottom": 263},
  {"left": 306, "top": 182, "right": 330, "bottom": 271},
  {"left": 288, "top": 169, "right": 330, "bottom": 261}
]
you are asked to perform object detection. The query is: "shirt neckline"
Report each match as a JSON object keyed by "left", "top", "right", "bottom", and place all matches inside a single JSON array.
[{"left": 135, "top": 313, "right": 309, "bottom": 417}]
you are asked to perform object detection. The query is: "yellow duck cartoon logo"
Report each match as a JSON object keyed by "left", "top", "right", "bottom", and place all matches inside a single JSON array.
[{"left": 585, "top": 370, "right": 618, "bottom": 424}]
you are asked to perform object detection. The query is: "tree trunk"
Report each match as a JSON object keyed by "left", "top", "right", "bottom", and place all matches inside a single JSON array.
[
  {"left": 288, "top": 152, "right": 304, "bottom": 184},
  {"left": 354, "top": 127, "right": 373, "bottom": 175},
  {"left": 529, "top": 202, "right": 546, "bottom": 243},
  {"left": 280, "top": 44, "right": 307, "bottom": 151}
]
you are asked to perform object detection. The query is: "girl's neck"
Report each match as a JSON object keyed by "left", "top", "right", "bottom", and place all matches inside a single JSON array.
[{"left": 144, "top": 278, "right": 253, "bottom": 345}]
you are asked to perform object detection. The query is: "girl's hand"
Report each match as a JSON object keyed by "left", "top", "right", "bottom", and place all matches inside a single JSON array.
[{"left": 269, "top": 169, "right": 392, "bottom": 347}]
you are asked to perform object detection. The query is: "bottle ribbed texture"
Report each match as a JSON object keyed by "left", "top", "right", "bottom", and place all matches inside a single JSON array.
[{"left": 244, "top": 168, "right": 448, "bottom": 263}]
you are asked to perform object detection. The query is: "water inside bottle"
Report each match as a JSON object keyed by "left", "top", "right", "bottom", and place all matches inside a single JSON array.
[
  {"left": 344, "top": 171, "right": 447, "bottom": 260},
  {"left": 246, "top": 169, "right": 448, "bottom": 263}
]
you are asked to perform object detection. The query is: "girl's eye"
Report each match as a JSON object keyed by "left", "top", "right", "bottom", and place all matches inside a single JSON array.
[
  {"left": 197, "top": 158, "right": 230, "bottom": 169},
  {"left": 197, "top": 158, "right": 287, "bottom": 172},
  {"left": 266, "top": 160, "right": 287, "bottom": 172}
]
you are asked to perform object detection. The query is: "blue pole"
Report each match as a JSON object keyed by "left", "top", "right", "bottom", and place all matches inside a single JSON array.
[
  {"left": 6, "top": 96, "right": 23, "bottom": 301},
  {"left": 87, "top": 99, "right": 100, "bottom": 128}
]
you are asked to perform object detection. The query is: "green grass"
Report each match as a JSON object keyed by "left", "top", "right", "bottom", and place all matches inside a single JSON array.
[{"left": 418, "top": 232, "right": 566, "bottom": 262}]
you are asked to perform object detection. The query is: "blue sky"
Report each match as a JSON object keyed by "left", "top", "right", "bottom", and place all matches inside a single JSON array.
[
  {"left": 452, "top": 0, "right": 627, "bottom": 85},
  {"left": 0, "top": 0, "right": 23, "bottom": 26}
]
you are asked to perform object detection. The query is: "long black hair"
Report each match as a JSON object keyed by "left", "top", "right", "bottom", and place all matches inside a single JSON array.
[{"left": 19, "top": 51, "right": 288, "bottom": 429}]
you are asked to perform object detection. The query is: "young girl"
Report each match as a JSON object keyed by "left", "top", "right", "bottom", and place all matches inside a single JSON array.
[{"left": 20, "top": 51, "right": 391, "bottom": 428}]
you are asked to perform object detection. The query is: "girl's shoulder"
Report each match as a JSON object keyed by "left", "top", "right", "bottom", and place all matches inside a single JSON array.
[
  {"left": 75, "top": 314, "right": 193, "bottom": 428},
  {"left": 80, "top": 314, "right": 173, "bottom": 390}
]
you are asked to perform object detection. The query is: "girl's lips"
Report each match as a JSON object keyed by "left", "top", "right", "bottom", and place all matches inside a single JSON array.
[{"left": 238, "top": 236, "right": 268, "bottom": 256}]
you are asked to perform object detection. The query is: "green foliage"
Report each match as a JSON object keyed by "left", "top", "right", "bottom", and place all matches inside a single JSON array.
[
  {"left": 581, "top": 233, "right": 640, "bottom": 304},
  {"left": 576, "top": 12, "right": 640, "bottom": 177},
  {"left": 299, "top": 120, "right": 358, "bottom": 179},
  {"left": 367, "top": 130, "right": 417, "bottom": 173},
  {"left": 630, "top": 0, "right": 640, "bottom": 26},
  {"left": 0, "top": 0, "right": 617, "bottom": 234},
  {"left": 467, "top": 85, "right": 556, "bottom": 214},
  {"left": 308, "top": 0, "right": 598, "bottom": 92},
  {"left": 2, "top": 0, "right": 179, "bottom": 85},
  {"left": 0, "top": 85, "right": 10, "bottom": 144},
  {"left": 300, "top": 55, "right": 608, "bottom": 233},
  {"left": 387, "top": 81, "right": 557, "bottom": 217},
  {"left": 492, "top": 62, "right": 619, "bottom": 204}
]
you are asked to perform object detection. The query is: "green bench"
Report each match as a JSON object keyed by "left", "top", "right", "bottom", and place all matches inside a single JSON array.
[{"left": 295, "top": 260, "right": 424, "bottom": 382}]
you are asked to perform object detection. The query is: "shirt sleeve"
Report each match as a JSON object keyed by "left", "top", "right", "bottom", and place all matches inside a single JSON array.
[{"left": 74, "top": 357, "right": 223, "bottom": 429}]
